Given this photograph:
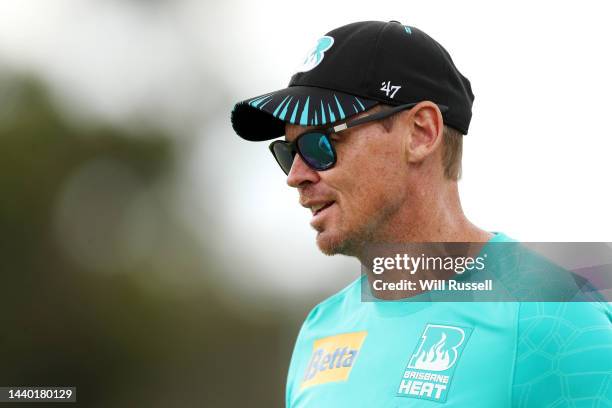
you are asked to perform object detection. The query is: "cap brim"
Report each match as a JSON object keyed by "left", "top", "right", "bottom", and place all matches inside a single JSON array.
[{"left": 231, "top": 85, "right": 378, "bottom": 141}]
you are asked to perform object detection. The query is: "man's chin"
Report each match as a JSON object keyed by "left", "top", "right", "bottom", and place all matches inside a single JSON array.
[
  {"left": 315, "top": 229, "right": 340, "bottom": 255},
  {"left": 315, "top": 230, "right": 358, "bottom": 256}
]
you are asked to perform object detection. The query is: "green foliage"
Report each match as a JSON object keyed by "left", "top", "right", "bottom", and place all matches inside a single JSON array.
[{"left": 0, "top": 74, "right": 290, "bottom": 407}]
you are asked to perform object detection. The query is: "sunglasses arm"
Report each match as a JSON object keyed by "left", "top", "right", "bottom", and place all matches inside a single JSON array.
[{"left": 338, "top": 102, "right": 449, "bottom": 131}]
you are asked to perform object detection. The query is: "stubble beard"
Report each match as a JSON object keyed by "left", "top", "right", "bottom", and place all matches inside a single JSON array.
[
  {"left": 316, "top": 198, "right": 404, "bottom": 258},
  {"left": 317, "top": 226, "right": 372, "bottom": 257}
]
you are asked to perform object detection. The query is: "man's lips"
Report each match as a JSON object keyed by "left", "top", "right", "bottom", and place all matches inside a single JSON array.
[
  {"left": 301, "top": 200, "right": 336, "bottom": 216},
  {"left": 311, "top": 201, "right": 334, "bottom": 216}
]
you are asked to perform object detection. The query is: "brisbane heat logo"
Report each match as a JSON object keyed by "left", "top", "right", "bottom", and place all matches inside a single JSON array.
[{"left": 398, "top": 324, "right": 472, "bottom": 403}]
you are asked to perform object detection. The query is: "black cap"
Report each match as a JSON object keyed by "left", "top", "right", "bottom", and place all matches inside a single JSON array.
[{"left": 231, "top": 21, "right": 474, "bottom": 141}]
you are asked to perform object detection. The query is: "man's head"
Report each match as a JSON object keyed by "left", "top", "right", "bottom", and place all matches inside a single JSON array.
[
  {"left": 231, "top": 20, "right": 474, "bottom": 254},
  {"left": 284, "top": 102, "right": 462, "bottom": 255}
]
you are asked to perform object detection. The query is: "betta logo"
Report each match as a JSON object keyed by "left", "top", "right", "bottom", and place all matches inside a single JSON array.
[
  {"left": 301, "top": 331, "right": 367, "bottom": 389},
  {"left": 398, "top": 324, "right": 472, "bottom": 402},
  {"left": 303, "top": 347, "right": 359, "bottom": 381}
]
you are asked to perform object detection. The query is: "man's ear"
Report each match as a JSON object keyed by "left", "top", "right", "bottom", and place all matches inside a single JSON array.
[{"left": 398, "top": 101, "right": 444, "bottom": 164}]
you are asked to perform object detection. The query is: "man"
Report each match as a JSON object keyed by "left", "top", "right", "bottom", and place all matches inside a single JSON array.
[{"left": 231, "top": 21, "right": 612, "bottom": 407}]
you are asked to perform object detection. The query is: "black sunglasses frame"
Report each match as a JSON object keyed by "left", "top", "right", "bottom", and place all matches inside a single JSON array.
[{"left": 268, "top": 102, "right": 449, "bottom": 175}]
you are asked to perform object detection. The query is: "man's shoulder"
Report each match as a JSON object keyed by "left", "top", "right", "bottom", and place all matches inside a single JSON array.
[
  {"left": 302, "top": 276, "right": 364, "bottom": 329},
  {"left": 513, "top": 301, "right": 612, "bottom": 406},
  {"left": 516, "top": 301, "right": 612, "bottom": 342},
  {"left": 484, "top": 235, "right": 607, "bottom": 302}
]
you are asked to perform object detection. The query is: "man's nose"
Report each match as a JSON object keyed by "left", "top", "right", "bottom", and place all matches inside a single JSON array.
[{"left": 286, "top": 154, "right": 320, "bottom": 188}]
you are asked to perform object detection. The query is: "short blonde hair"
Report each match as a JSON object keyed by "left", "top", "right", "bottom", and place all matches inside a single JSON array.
[
  {"left": 441, "top": 126, "right": 463, "bottom": 181},
  {"left": 378, "top": 105, "right": 463, "bottom": 181}
]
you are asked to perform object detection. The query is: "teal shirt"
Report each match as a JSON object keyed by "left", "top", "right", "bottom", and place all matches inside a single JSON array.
[{"left": 286, "top": 233, "right": 612, "bottom": 407}]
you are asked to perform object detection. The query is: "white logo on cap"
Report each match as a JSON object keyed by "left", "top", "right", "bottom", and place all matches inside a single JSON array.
[
  {"left": 380, "top": 81, "right": 402, "bottom": 98},
  {"left": 295, "top": 36, "right": 334, "bottom": 73}
]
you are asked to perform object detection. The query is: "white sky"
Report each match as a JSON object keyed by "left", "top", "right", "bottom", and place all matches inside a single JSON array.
[{"left": 1, "top": 0, "right": 611, "bottom": 305}]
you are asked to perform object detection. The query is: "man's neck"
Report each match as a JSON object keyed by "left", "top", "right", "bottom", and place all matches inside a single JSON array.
[
  {"left": 356, "top": 182, "right": 492, "bottom": 261},
  {"left": 354, "top": 182, "right": 493, "bottom": 300}
]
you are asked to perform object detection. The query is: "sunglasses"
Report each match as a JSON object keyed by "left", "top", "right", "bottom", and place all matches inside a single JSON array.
[{"left": 269, "top": 102, "right": 448, "bottom": 175}]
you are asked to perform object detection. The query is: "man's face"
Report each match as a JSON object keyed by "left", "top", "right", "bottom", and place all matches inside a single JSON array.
[{"left": 285, "top": 108, "right": 411, "bottom": 256}]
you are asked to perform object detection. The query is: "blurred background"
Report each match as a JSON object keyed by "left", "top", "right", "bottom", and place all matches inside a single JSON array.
[{"left": 0, "top": 1, "right": 610, "bottom": 407}]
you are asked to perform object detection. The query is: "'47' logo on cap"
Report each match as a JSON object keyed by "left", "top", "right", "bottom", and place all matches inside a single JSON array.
[
  {"left": 398, "top": 324, "right": 472, "bottom": 403},
  {"left": 380, "top": 81, "right": 401, "bottom": 98}
]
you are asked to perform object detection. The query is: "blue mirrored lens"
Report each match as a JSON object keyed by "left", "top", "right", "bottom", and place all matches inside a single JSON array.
[{"left": 298, "top": 133, "right": 334, "bottom": 170}]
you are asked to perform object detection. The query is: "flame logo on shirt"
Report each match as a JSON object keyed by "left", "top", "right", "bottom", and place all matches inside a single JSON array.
[{"left": 408, "top": 325, "right": 465, "bottom": 372}]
